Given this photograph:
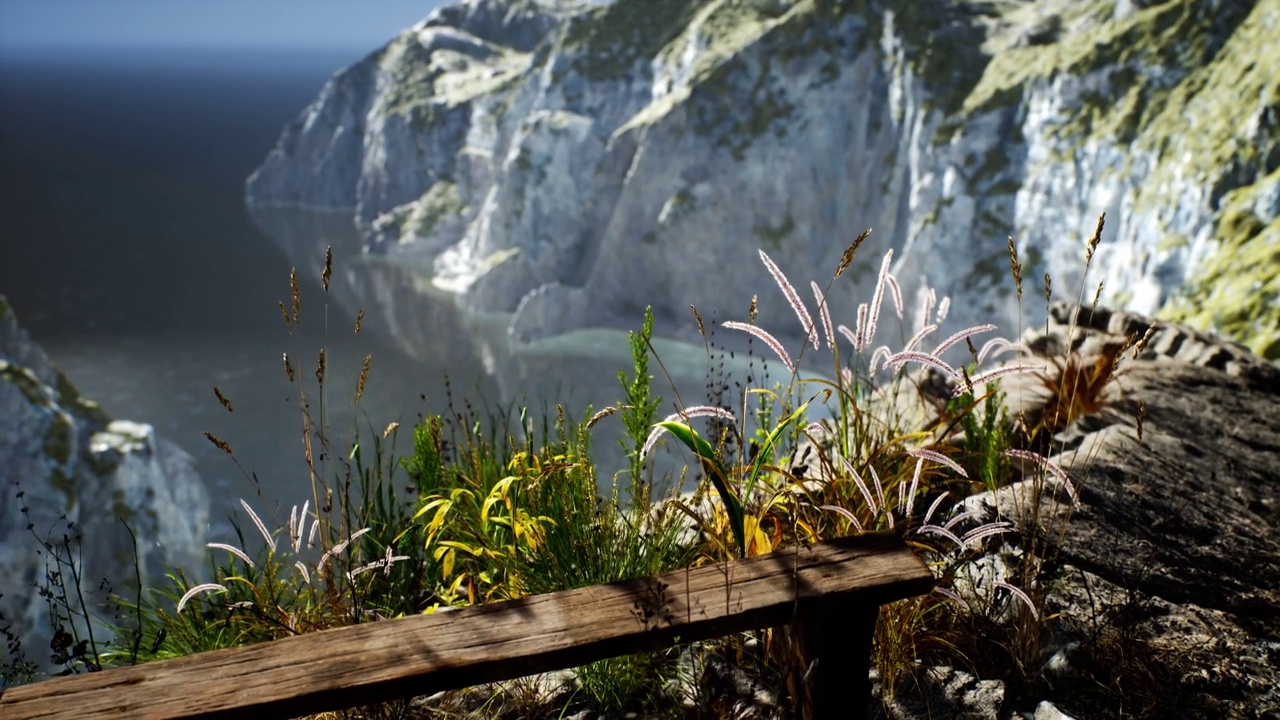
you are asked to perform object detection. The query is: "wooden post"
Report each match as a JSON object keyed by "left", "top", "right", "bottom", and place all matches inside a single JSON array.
[{"left": 793, "top": 602, "right": 879, "bottom": 720}]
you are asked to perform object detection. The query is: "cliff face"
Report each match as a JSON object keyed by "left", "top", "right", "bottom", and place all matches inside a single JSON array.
[
  {"left": 0, "top": 297, "right": 209, "bottom": 667},
  {"left": 246, "top": 0, "right": 1278, "bottom": 359}
]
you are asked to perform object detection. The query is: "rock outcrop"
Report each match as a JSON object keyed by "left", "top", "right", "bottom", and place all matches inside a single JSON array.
[
  {"left": 247, "top": 0, "right": 1278, "bottom": 361},
  {"left": 0, "top": 296, "right": 209, "bottom": 671},
  {"left": 885, "top": 303, "right": 1280, "bottom": 718}
]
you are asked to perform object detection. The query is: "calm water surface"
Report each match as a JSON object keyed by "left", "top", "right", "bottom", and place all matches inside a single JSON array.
[
  {"left": 0, "top": 48, "right": 499, "bottom": 541},
  {"left": 0, "top": 47, "right": 734, "bottom": 546}
]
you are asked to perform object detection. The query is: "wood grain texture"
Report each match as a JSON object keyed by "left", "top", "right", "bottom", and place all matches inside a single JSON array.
[{"left": 0, "top": 532, "right": 932, "bottom": 720}]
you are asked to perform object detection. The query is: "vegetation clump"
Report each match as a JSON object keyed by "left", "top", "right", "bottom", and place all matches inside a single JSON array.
[{"left": 4, "top": 214, "right": 1166, "bottom": 717}]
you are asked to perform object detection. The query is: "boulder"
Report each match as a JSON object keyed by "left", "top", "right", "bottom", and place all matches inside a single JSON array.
[{"left": 890, "top": 303, "right": 1280, "bottom": 717}]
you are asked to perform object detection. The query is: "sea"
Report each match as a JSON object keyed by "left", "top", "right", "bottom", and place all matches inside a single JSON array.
[
  {"left": 0, "top": 45, "right": 728, "bottom": 548},
  {"left": 0, "top": 46, "right": 505, "bottom": 543}
]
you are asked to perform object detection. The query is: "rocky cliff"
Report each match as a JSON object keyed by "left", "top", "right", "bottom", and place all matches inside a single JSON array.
[
  {"left": 246, "top": 0, "right": 1277, "bottom": 361},
  {"left": 0, "top": 297, "right": 209, "bottom": 670},
  {"left": 887, "top": 302, "right": 1280, "bottom": 718}
]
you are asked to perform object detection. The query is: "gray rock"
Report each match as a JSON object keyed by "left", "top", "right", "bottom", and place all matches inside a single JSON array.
[
  {"left": 975, "top": 303, "right": 1280, "bottom": 621},
  {"left": 953, "top": 303, "right": 1280, "bottom": 717},
  {"left": 1032, "top": 701, "right": 1076, "bottom": 720},
  {"left": 0, "top": 297, "right": 209, "bottom": 672},
  {"left": 872, "top": 666, "right": 1006, "bottom": 720}
]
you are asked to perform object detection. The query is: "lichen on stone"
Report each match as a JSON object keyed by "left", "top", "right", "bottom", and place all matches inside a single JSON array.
[
  {"left": 376, "top": 182, "right": 466, "bottom": 246},
  {"left": 0, "top": 360, "right": 52, "bottom": 407},
  {"left": 561, "top": 0, "right": 704, "bottom": 83},
  {"left": 42, "top": 410, "right": 75, "bottom": 466},
  {"left": 876, "top": 0, "right": 989, "bottom": 116},
  {"left": 1161, "top": 171, "right": 1280, "bottom": 360}
]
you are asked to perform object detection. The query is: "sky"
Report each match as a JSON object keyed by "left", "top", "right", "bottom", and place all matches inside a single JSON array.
[{"left": 0, "top": 0, "right": 449, "bottom": 53}]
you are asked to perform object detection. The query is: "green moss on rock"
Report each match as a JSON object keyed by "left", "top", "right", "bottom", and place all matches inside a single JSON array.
[
  {"left": 43, "top": 411, "right": 75, "bottom": 466},
  {"left": 881, "top": 0, "right": 989, "bottom": 116},
  {"left": 1, "top": 360, "right": 50, "bottom": 406},
  {"left": 408, "top": 182, "right": 465, "bottom": 240},
  {"left": 563, "top": 0, "right": 704, "bottom": 82},
  {"left": 965, "top": 0, "right": 1253, "bottom": 139},
  {"left": 1135, "top": 1, "right": 1278, "bottom": 208},
  {"left": 1160, "top": 173, "right": 1280, "bottom": 360},
  {"left": 374, "top": 182, "right": 466, "bottom": 245}
]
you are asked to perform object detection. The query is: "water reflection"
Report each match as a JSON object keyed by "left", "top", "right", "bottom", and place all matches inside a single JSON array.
[{"left": 247, "top": 206, "right": 795, "bottom": 501}]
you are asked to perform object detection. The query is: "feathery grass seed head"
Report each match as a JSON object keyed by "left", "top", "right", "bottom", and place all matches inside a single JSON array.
[
  {"left": 1085, "top": 212, "right": 1106, "bottom": 267},
  {"left": 819, "top": 504, "right": 863, "bottom": 533},
  {"left": 865, "top": 250, "right": 894, "bottom": 347},
  {"left": 835, "top": 228, "right": 871, "bottom": 278},
  {"left": 915, "top": 287, "right": 936, "bottom": 335},
  {"left": 906, "top": 448, "right": 968, "bottom": 479},
  {"left": 758, "top": 249, "right": 819, "bottom": 350},
  {"left": 810, "top": 281, "right": 834, "bottom": 350},
  {"left": 1007, "top": 237, "right": 1023, "bottom": 301},
  {"left": 722, "top": 321, "right": 795, "bottom": 375},
  {"left": 322, "top": 246, "right": 332, "bottom": 292},
  {"left": 886, "top": 273, "right": 904, "bottom": 320},
  {"left": 640, "top": 406, "right": 737, "bottom": 461},
  {"left": 932, "top": 324, "right": 997, "bottom": 357},
  {"left": 853, "top": 305, "right": 869, "bottom": 350},
  {"left": 994, "top": 580, "right": 1040, "bottom": 620},
  {"left": 587, "top": 406, "right": 617, "bottom": 428},
  {"left": 176, "top": 583, "right": 228, "bottom": 614},
  {"left": 355, "top": 354, "right": 371, "bottom": 404},
  {"left": 213, "top": 387, "right": 233, "bottom": 413},
  {"left": 882, "top": 350, "right": 958, "bottom": 380},
  {"left": 206, "top": 543, "right": 253, "bottom": 569},
  {"left": 290, "top": 268, "right": 300, "bottom": 325},
  {"left": 955, "top": 363, "right": 1042, "bottom": 396},
  {"left": 239, "top": 499, "right": 277, "bottom": 553},
  {"left": 204, "top": 432, "right": 233, "bottom": 456},
  {"left": 869, "top": 345, "right": 891, "bottom": 374}
]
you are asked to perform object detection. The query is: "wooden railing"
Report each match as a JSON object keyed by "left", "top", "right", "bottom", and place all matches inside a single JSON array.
[{"left": 0, "top": 532, "right": 932, "bottom": 720}]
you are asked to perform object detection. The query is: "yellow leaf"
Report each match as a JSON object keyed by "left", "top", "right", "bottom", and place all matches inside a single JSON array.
[
  {"left": 438, "top": 548, "right": 455, "bottom": 580},
  {"left": 482, "top": 477, "right": 517, "bottom": 525},
  {"left": 411, "top": 496, "right": 449, "bottom": 522}
]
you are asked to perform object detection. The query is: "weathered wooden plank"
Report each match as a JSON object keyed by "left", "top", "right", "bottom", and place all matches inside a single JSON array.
[{"left": 0, "top": 532, "right": 933, "bottom": 720}]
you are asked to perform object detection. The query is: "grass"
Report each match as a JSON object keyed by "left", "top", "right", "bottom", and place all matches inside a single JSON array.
[{"left": 4, "top": 213, "right": 1179, "bottom": 717}]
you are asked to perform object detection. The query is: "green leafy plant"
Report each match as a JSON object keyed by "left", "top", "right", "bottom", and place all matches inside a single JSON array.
[
  {"left": 392, "top": 311, "right": 697, "bottom": 711},
  {"left": 651, "top": 397, "right": 814, "bottom": 558},
  {"left": 617, "top": 306, "right": 663, "bottom": 497}
]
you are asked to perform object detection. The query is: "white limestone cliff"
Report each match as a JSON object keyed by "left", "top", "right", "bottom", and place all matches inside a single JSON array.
[
  {"left": 246, "top": 0, "right": 1278, "bottom": 361},
  {"left": 0, "top": 296, "right": 209, "bottom": 670}
]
